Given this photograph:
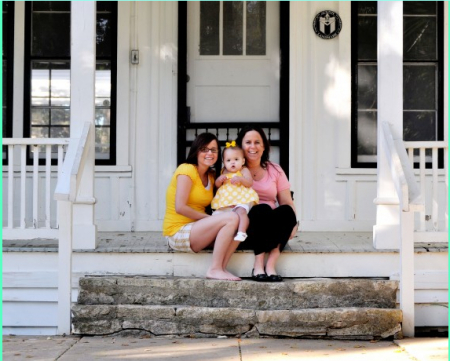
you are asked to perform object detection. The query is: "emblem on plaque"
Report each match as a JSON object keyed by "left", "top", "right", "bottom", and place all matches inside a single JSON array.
[{"left": 313, "top": 10, "right": 342, "bottom": 39}]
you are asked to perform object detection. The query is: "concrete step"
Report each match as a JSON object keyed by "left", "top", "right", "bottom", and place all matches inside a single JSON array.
[
  {"left": 77, "top": 276, "right": 398, "bottom": 310},
  {"left": 71, "top": 304, "right": 402, "bottom": 340}
]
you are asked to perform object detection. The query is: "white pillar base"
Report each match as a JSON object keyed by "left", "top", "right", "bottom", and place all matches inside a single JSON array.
[{"left": 73, "top": 224, "right": 97, "bottom": 250}]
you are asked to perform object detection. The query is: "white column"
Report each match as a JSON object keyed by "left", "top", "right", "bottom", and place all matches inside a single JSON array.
[
  {"left": 70, "top": 2, "right": 97, "bottom": 249},
  {"left": 373, "top": 1, "right": 403, "bottom": 249}
]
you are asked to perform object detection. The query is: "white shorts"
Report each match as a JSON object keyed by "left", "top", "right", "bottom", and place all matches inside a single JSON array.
[
  {"left": 212, "top": 202, "right": 252, "bottom": 215},
  {"left": 166, "top": 223, "right": 195, "bottom": 253}
]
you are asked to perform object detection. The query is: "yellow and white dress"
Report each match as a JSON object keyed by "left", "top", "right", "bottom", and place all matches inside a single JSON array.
[{"left": 211, "top": 171, "right": 259, "bottom": 211}]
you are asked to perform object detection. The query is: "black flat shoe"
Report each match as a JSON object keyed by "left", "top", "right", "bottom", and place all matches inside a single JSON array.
[
  {"left": 267, "top": 274, "right": 283, "bottom": 282},
  {"left": 251, "top": 269, "right": 268, "bottom": 282}
]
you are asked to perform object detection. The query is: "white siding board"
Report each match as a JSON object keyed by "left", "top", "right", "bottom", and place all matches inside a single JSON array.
[
  {"left": 94, "top": 177, "right": 112, "bottom": 220},
  {"left": 3, "top": 302, "right": 58, "bottom": 327},
  {"left": 3, "top": 288, "right": 78, "bottom": 303},
  {"left": 355, "top": 181, "right": 377, "bottom": 220},
  {"left": 3, "top": 327, "right": 57, "bottom": 336},
  {"left": 3, "top": 272, "right": 81, "bottom": 288},
  {"left": 415, "top": 304, "right": 448, "bottom": 327}
]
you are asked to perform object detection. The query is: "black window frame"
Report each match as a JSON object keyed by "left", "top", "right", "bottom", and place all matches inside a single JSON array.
[
  {"left": 23, "top": 1, "right": 118, "bottom": 166},
  {"left": 351, "top": 1, "right": 444, "bottom": 169}
]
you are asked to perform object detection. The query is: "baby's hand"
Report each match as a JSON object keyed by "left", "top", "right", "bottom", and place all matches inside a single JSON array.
[
  {"left": 230, "top": 177, "right": 242, "bottom": 185},
  {"left": 217, "top": 175, "right": 228, "bottom": 185}
]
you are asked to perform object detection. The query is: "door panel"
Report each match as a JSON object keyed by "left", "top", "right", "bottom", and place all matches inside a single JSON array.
[{"left": 187, "top": 1, "right": 280, "bottom": 123}]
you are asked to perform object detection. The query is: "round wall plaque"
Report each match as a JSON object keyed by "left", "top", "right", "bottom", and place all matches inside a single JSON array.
[{"left": 313, "top": 10, "right": 342, "bottom": 39}]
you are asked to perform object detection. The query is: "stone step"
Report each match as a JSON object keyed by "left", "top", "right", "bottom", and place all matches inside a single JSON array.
[
  {"left": 77, "top": 276, "right": 398, "bottom": 310},
  {"left": 71, "top": 304, "right": 402, "bottom": 340}
]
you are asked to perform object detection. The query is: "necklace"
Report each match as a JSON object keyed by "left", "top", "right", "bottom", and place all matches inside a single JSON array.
[{"left": 251, "top": 166, "right": 264, "bottom": 179}]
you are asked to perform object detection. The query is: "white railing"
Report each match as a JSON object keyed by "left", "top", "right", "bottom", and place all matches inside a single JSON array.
[
  {"left": 404, "top": 141, "right": 448, "bottom": 242},
  {"left": 2, "top": 138, "right": 70, "bottom": 239},
  {"left": 54, "top": 122, "right": 93, "bottom": 335},
  {"left": 380, "top": 121, "right": 425, "bottom": 337}
]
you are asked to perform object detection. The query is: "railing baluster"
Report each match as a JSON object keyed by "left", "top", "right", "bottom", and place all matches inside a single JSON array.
[
  {"left": 57, "top": 145, "right": 65, "bottom": 230},
  {"left": 408, "top": 147, "right": 413, "bottom": 166},
  {"left": 419, "top": 148, "right": 426, "bottom": 231},
  {"left": 46, "top": 145, "right": 52, "bottom": 229},
  {"left": 33, "top": 145, "right": 39, "bottom": 228},
  {"left": 8, "top": 145, "right": 14, "bottom": 229},
  {"left": 431, "top": 147, "right": 438, "bottom": 231},
  {"left": 20, "top": 145, "right": 27, "bottom": 229}
]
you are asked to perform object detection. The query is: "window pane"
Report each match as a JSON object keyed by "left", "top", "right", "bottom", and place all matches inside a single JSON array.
[
  {"left": 357, "top": 65, "right": 377, "bottom": 110},
  {"left": 51, "top": 69, "right": 70, "bottom": 102},
  {"left": 95, "top": 109, "right": 111, "bottom": 126},
  {"left": 223, "top": 2, "right": 243, "bottom": 55},
  {"left": 357, "top": 16, "right": 377, "bottom": 60},
  {"left": 404, "top": 111, "right": 436, "bottom": 141},
  {"left": 404, "top": 17, "right": 437, "bottom": 61},
  {"left": 97, "top": 2, "right": 112, "bottom": 12},
  {"left": 246, "top": 1, "right": 266, "bottom": 55},
  {"left": 403, "top": 1, "right": 436, "bottom": 15},
  {"left": 95, "top": 127, "right": 110, "bottom": 159},
  {"left": 96, "top": 66, "right": 111, "bottom": 98},
  {"left": 50, "top": 126, "right": 70, "bottom": 138},
  {"left": 200, "top": 2, "right": 220, "bottom": 55},
  {"left": 97, "top": 12, "right": 113, "bottom": 57},
  {"left": 32, "top": 13, "right": 70, "bottom": 57},
  {"left": 31, "top": 126, "right": 49, "bottom": 138},
  {"left": 31, "top": 109, "right": 50, "bottom": 125},
  {"left": 32, "top": 2, "right": 70, "bottom": 12},
  {"left": 32, "top": 69, "right": 50, "bottom": 106},
  {"left": 357, "top": 111, "right": 377, "bottom": 161},
  {"left": 51, "top": 109, "right": 70, "bottom": 125},
  {"left": 357, "top": 1, "right": 377, "bottom": 15},
  {"left": 3, "top": 3, "right": 8, "bottom": 58},
  {"left": 404, "top": 65, "right": 436, "bottom": 110},
  {"left": 2, "top": 61, "right": 7, "bottom": 138}
]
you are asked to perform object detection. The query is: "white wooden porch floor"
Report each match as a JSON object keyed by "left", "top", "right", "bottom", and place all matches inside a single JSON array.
[{"left": 3, "top": 231, "right": 447, "bottom": 254}]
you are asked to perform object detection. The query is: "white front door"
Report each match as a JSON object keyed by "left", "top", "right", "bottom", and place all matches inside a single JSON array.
[{"left": 187, "top": 1, "right": 280, "bottom": 123}]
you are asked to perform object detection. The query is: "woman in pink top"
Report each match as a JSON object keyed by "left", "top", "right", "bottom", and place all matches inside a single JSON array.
[{"left": 236, "top": 126, "right": 298, "bottom": 282}]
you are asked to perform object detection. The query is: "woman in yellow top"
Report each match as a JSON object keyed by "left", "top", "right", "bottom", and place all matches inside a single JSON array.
[{"left": 163, "top": 133, "right": 241, "bottom": 281}]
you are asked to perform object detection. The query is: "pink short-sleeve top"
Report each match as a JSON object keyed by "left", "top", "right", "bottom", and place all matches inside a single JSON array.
[{"left": 252, "top": 163, "right": 290, "bottom": 209}]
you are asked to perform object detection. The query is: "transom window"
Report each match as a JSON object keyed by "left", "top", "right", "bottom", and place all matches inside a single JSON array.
[
  {"left": 351, "top": 1, "right": 443, "bottom": 167},
  {"left": 200, "top": 1, "right": 266, "bottom": 56},
  {"left": 24, "top": 1, "right": 117, "bottom": 164}
]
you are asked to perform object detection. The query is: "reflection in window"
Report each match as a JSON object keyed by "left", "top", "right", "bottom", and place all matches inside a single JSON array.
[
  {"left": 199, "top": 1, "right": 266, "bottom": 56},
  {"left": 223, "top": 2, "right": 243, "bottom": 55},
  {"left": 200, "top": 2, "right": 220, "bottom": 55},
  {"left": 26, "top": 1, "right": 117, "bottom": 164},
  {"left": 246, "top": 1, "right": 266, "bottom": 55},
  {"left": 352, "top": 1, "right": 443, "bottom": 167}
]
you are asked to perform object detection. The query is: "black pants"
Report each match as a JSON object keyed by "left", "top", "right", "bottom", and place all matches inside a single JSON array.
[{"left": 238, "top": 204, "right": 297, "bottom": 255}]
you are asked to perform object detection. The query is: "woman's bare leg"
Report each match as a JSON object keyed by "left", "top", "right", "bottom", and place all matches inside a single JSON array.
[
  {"left": 190, "top": 212, "right": 240, "bottom": 280},
  {"left": 265, "top": 245, "right": 281, "bottom": 276},
  {"left": 253, "top": 252, "right": 266, "bottom": 275}
]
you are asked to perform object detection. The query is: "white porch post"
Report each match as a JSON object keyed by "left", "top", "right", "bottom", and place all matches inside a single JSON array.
[
  {"left": 373, "top": 2, "right": 403, "bottom": 250},
  {"left": 70, "top": 2, "right": 97, "bottom": 249}
]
